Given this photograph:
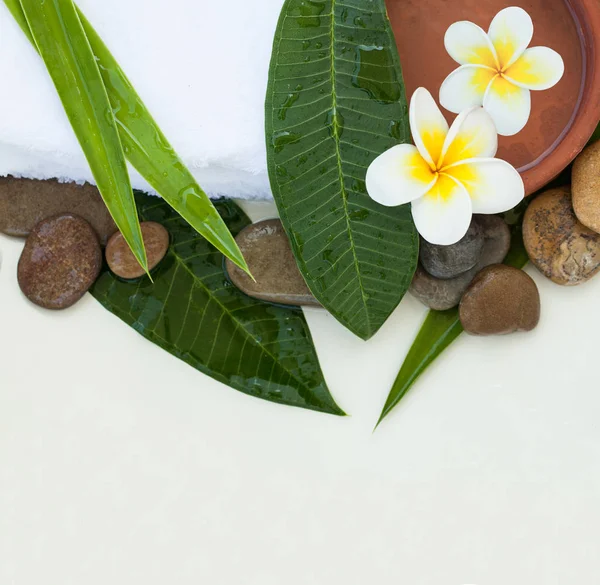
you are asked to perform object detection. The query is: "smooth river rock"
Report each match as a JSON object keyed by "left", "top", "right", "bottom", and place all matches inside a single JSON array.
[
  {"left": 572, "top": 141, "right": 600, "bottom": 234},
  {"left": 459, "top": 265, "right": 541, "bottom": 335},
  {"left": 226, "top": 219, "right": 319, "bottom": 307},
  {"left": 410, "top": 215, "right": 511, "bottom": 310},
  {"left": 0, "top": 176, "right": 117, "bottom": 244},
  {"left": 523, "top": 186, "right": 600, "bottom": 285},
  {"left": 18, "top": 214, "right": 102, "bottom": 310},
  {"left": 106, "top": 222, "right": 170, "bottom": 279},
  {"left": 419, "top": 219, "right": 484, "bottom": 279}
]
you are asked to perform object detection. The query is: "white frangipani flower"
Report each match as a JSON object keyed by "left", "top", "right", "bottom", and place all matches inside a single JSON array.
[
  {"left": 439, "top": 6, "right": 565, "bottom": 136},
  {"left": 366, "top": 88, "right": 524, "bottom": 246}
]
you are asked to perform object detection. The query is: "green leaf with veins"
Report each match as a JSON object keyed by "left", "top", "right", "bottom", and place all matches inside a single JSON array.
[
  {"left": 265, "top": 0, "right": 418, "bottom": 340},
  {"left": 92, "top": 192, "right": 345, "bottom": 417}
]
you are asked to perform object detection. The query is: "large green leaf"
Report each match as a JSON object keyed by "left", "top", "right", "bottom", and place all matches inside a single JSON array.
[
  {"left": 4, "top": 0, "right": 250, "bottom": 277},
  {"left": 265, "top": 0, "right": 418, "bottom": 341},
  {"left": 91, "top": 192, "right": 345, "bottom": 416},
  {"left": 17, "top": 0, "right": 148, "bottom": 273},
  {"left": 376, "top": 215, "right": 531, "bottom": 428}
]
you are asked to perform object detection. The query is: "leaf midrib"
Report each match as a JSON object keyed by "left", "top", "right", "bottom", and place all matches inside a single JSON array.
[{"left": 327, "top": 0, "right": 372, "bottom": 336}]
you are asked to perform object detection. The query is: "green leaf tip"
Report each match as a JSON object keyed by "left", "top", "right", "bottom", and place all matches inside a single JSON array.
[
  {"left": 374, "top": 214, "right": 531, "bottom": 431},
  {"left": 17, "top": 0, "right": 149, "bottom": 275},
  {"left": 4, "top": 0, "right": 249, "bottom": 276},
  {"left": 91, "top": 193, "right": 345, "bottom": 417}
]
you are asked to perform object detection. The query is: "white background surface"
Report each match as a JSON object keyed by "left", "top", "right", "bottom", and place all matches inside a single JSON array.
[{"left": 1, "top": 202, "right": 600, "bottom": 584}]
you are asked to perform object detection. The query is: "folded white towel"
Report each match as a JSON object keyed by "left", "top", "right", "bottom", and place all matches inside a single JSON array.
[{"left": 0, "top": 0, "right": 284, "bottom": 199}]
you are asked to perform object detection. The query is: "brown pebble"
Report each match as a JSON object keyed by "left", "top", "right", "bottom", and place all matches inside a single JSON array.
[
  {"left": 18, "top": 214, "right": 102, "bottom": 310},
  {"left": 572, "top": 141, "right": 600, "bottom": 233},
  {"left": 226, "top": 219, "right": 319, "bottom": 307},
  {"left": 0, "top": 176, "right": 117, "bottom": 244},
  {"left": 459, "top": 265, "right": 540, "bottom": 336},
  {"left": 523, "top": 186, "right": 600, "bottom": 285},
  {"left": 105, "top": 222, "right": 169, "bottom": 279}
]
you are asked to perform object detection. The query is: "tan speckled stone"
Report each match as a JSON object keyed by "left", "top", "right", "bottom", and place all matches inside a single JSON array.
[
  {"left": 459, "top": 265, "right": 540, "bottom": 336},
  {"left": 523, "top": 186, "right": 600, "bottom": 285},
  {"left": 572, "top": 141, "right": 600, "bottom": 234}
]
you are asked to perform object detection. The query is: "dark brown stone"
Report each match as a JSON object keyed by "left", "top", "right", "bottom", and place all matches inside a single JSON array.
[
  {"left": 410, "top": 215, "right": 511, "bottom": 310},
  {"left": 105, "top": 222, "right": 169, "bottom": 279},
  {"left": 226, "top": 219, "right": 319, "bottom": 307},
  {"left": 17, "top": 214, "right": 102, "bottom": 310},
  {"left": 523, "top": 186, "right": 600, "bottom": 285},
  {"left": 459, "top": 265, "right": 541, "bottom": 335},
  {"left": 0, "top": 176, "right": 117, "bottom": 244}
]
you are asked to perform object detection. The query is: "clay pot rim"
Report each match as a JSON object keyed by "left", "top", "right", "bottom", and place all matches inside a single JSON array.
[{"left": 522, "top": 0, "right": 600, "bottom": 196}]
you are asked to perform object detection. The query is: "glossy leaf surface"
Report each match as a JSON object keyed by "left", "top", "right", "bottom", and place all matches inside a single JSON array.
[
  {"left": 377, "top": 217, "right": 530, "bottom": 428},
  {"left": 265, "top": 0, "right": 418, "bottom": 340},
  {"left": 4, "top": 0, "right": 250, "bottom": 277},
  {"left": 17, "top": 0, "right": 148, "bottom": 273},
  {"left": 92, "top": 193, "right": 345, "bottom": 416}
]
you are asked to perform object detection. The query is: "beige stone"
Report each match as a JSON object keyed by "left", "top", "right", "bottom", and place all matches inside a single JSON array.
[
  {"left": 572, "top": 141, "right": 600, "bottom": 233},
  {"left": 523, "top": 186, "right": 600, "bottom": 285}
]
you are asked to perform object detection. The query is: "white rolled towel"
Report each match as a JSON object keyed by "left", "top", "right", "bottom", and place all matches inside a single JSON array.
[{"left": 0, "top": 0, "right": 285, "bottom": 200}]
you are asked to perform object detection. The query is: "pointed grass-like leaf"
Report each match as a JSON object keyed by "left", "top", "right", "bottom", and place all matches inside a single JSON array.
[
  {"left": 17, "top": 0, "right": 148, "bottom": 274},
  {"left": 376, "top": 217, "right": 531, "bottom": 429},
  {"left": 265, "top": 0, "right": 418, "bottom": 340},
  {"left": 91, "top": 192, "right": 345, "bottom": 416},
  {"left": 4, "top": 0, "right": 250, "bottom": 277}
]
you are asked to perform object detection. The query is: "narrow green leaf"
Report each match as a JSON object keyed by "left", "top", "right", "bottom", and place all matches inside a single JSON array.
[
  {"left": 17, "top": 0, "right": 148, "bottom": 274},
  {"left": 376, "top": 218, "right": 530, "bottom": 428},
  {"left": 92, "top": 192, "right": 345, "bottom": 417},
  {"left": 265, "top": 0, "right": 418, "bottom": 340},
  {"left": 4, "top": 0, "right": 251, "bottom": 277}
]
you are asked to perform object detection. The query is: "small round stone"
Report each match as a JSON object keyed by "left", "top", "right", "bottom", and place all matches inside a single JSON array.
[
  {"left": 523, "top": 186, "right": 600, "bottom": 285},
  {"left": 459, "top": 265, "right": 540, "bottom": 336},
  {"left": 572, "top": 141, "right": 600, "bottom": 233},
  {"left": 419, "top": 219, "right": 484, "bottom": 279},
  {"left": 105, "top": 221, "right": 169, "bottom": 279},
  {"left": 17, "top": 213, "right": 102, "bottom": 310}
]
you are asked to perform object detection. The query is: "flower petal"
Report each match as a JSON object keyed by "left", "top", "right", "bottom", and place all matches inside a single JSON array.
[
  {"left": 483, "top": 75, "right": 531, "bottom": 136},
  {"left": 411, "top": 174, "right": 473, "bottom": 245},
  {"left": 409, "top": 87, "right": 449, "bottom": 168},
  {"left": 366, "top": 144, "right": 437, "bottom": 207},
  {"left": 439, "top": 65, "right": 498, "bottom": 114},
  {"left": 488, "top": 6, "right": 533, "bottom": 69},
  {"left": 443, "top": 158, "right": 525, "bottom": 213},
  {"left": 440, "top": 106, "right": 498, "bottom": 168},
  {"left": 504, "top": 46, "right": 565, "bottom": 90},
  {"left": 444, "top": 21, "right": 499, "bottom": 68}
]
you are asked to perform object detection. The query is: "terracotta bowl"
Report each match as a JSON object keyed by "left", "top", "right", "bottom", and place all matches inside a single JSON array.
[{"left": 386, "top": 0, "right": 600, "bottom": 195}]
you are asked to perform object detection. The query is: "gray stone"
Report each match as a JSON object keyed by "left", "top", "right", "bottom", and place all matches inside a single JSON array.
[
  {"left": 17, "top": 214, "right": 102, "bottom": 310},
  {"left": 0, "top": 176, "right": 117, "bottom": 244},
  {"left": 419, "top": 219, "right": 484, "bottom": 279},
  {"left": 410, "top": 215, "right": 511, "bottom": 310},
  {"left": 226, "top": 219, "right": 319, "bottom": 307}
]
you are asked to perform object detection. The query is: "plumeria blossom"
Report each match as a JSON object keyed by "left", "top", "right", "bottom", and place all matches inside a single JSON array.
[
  {"left": 439, "top": 6, "right": 564, "bottom": 136},
  {"left": 366, "top": 88, "right": 524, "bottom": 245}
]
